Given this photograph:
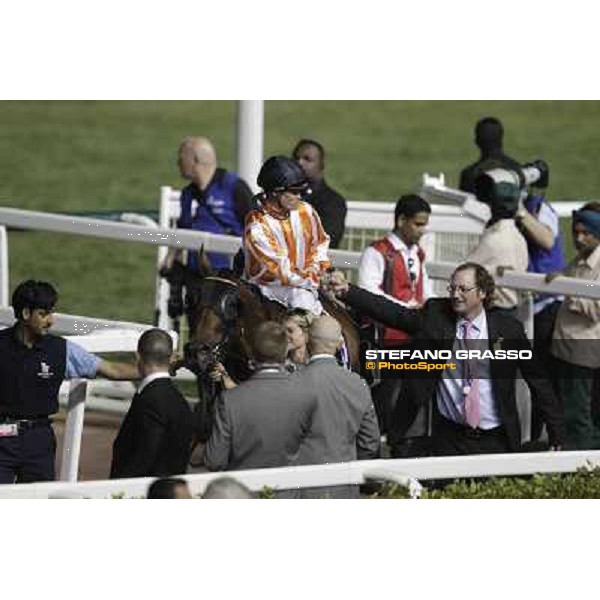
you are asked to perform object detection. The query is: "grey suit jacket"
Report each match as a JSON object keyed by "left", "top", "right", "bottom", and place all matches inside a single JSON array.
[
  {"left": 296, "top": 356, "right": 381, "bottom": 498},
  {"left": 204, "top": 368, "right": 318, "bottom": 474}
]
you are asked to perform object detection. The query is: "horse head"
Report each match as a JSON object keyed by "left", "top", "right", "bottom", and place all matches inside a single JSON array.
[{"left": 184, "top": 273, "right": 246, "bottom": 376}]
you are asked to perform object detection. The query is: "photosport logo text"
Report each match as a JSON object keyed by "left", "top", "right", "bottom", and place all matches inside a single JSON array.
[{"left": 363, "top": 348, "right": 532, "bottom": 372}]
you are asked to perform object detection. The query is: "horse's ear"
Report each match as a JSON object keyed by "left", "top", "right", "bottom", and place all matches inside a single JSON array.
[{"left": 196, "top": 244, "right": 214, "bottom": 278}]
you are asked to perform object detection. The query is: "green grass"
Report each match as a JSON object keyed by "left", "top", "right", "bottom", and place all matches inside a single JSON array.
[{"left": 0, "top": 100, "right": 596, "bottom": 322}]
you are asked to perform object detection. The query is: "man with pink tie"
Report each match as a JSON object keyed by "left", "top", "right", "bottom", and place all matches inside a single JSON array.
[{"left": 324, "top": 262, "right": 565, "bottom": 456}]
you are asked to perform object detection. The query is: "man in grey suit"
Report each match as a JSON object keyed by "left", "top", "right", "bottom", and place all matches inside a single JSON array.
[
  {"left": 297, "top": 316, "right": 381, "bottom": 498},
  {"left": 204, "top": 322, "right": 318, "bottom": 478}
]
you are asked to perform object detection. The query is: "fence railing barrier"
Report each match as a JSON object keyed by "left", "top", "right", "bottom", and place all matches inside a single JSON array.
[{"left": 1, "top": 451, "right": 599, "bottom": 498}]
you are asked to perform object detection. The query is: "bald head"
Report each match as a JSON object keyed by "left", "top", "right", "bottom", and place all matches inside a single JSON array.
[
  {"left": 178, "top": 136, "right": 217, "bottom": 185},
  {"left": 308, "top": 316, "right": 343, "bottom": 356},
  {"left": 186, "top": 137, "right": 217, "bottom": 165},
  {"left": 203, "top": 477, "right": 254, "bottom": 499}
]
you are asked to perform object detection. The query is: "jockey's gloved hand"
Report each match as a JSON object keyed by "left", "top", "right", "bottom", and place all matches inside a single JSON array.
[{"left": 325, "top": 270, "right": 349, "bottom": 297}]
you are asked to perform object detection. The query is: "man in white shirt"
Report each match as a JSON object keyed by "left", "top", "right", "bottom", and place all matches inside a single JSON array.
[
  {"left": 358, "top": 194, "right": 432, "bottom": 345},
  {"left": 357, "top": 194, "right": 432, "bottom": 456}
]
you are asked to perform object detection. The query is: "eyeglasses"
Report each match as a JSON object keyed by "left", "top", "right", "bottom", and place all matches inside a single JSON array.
[{"left": 447, "top": 285, "right": 478, "bottom": 295}]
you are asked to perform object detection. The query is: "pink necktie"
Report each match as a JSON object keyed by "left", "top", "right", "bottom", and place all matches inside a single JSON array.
[{"left": 461, "top": 321, "right": 480, "bottom": 428}]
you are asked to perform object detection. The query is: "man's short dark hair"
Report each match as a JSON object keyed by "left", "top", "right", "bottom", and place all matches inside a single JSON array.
[
  {"left": 250, "top": 321, "right": 288, "bottom": 364},
  {"left": 394, "top": 194, "right": 431, "bottom": 224},
  {"left": 454, "top": 262, "right": 496, "bottom": 309},
  {"left": 12, "top": 280, "right": 58, "bottom": 320},
  {"left": 475, "top": 117, "right": 504, "bottom": 151},
  {"left": 292, "top": 138, "right": 325, "bottom": 169},
  {"left": 138, "top": 328, "right": 173, "bottom": 366},
  {"left": 147, "top": 477, "right": 189, "bottom": 499}
]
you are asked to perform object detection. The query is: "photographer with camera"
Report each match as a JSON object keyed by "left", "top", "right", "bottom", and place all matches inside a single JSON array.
[
  {"left": 515, "top": 162, "right": 567, "bottom": 441},
  {"left": 466, "top": 166, "right": 529, "bottom": 315},
  {"left": 459, "top": 117, "right": 522, "bottom": 194},
  {"left": 472, "top": 160, "right": 567, "bottom": 441}
]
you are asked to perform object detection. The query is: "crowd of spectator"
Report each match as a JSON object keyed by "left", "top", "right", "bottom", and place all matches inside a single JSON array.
[{"left": 3, "top": 120, "right": 600, "bottom": 498}]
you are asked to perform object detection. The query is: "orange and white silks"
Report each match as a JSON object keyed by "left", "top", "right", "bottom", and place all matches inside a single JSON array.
[{"left": 244, "top": 201, "right": 331, "bottom": 291}]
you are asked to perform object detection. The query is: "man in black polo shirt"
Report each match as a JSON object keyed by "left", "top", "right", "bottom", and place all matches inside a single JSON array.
[
  {"left": 0, "top": 280, "right": 140, "bottom": 484},
  {"left": 459, "top": 117, "right": 522, "bottom": 195}
]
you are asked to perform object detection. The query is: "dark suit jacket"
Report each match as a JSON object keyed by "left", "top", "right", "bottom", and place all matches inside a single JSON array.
[
  {"left": 296, "top": 356, "right": 380, "bottom": 498},
  {"left": 345, "top": 285, "right": 565, "bottom": 450},
  {"left": 307, "top": 179, "right": 347, "bottom": 249},
  {"left": 110, "top": 378, "right": 193, "bottom": 479},
  {"left": 203, "top": 368, "right": 318, "bottom": 472}
]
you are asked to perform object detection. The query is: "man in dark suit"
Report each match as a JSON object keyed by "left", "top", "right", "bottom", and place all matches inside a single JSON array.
[
  {"left": 292, "top": 139, "right": 347, "bottom": 248},
  {"left": 325, "top": 263, "right": 565, "bottom": 456},
  {"left": 204, "top": 321, "right": 318, "bottom": 473},
  {"left": 110, "top": 329, "right": 193, "bottom": 479},
  {"left": 297, "top": 316, "right": 380, "bottom": 498}
]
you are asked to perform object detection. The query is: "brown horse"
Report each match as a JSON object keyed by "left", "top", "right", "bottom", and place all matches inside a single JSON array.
[{"left": 161, "top": 258, "right": 362, "bottom": 441}]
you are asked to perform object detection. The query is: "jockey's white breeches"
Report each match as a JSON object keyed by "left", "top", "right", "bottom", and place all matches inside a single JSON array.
[{"left": 258, "top": 284, "right": 323, "bottom": 315}]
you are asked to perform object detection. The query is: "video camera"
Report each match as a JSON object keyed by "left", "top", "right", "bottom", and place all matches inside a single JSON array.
[{"left": 474, "top": 159, "right": 549, "bottom": 206}]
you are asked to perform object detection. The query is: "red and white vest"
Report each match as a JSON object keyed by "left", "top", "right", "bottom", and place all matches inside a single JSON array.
[{"left": 371, "top": 237, "right": 426, "bottom": 344}]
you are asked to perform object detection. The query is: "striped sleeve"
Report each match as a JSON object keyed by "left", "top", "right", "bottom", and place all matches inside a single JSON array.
[{"left": 244, "top": 212, "right": 308, "bottom": 287}]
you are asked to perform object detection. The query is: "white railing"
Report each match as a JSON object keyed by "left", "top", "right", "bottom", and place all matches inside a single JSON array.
[
  {"left": 1, "top": 451, "right": 599, "bottom": 498},
  {"left": 0, "top": 225, "right": 7, "bottom": 306},
  {"left": 0, "top": 306, "right": 150, "bottom": 336},
  {"left": 1, "top": 207, "right": 598, "bottom": 299}
]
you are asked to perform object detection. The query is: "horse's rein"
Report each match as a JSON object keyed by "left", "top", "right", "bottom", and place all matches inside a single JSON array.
[{"left": 203, "top": 276, "right": 239, "bottom": 288}]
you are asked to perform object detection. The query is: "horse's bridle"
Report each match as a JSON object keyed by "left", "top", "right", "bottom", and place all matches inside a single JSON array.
[{"left": 184, "top": 276, "right": 242, "bottom": 375}]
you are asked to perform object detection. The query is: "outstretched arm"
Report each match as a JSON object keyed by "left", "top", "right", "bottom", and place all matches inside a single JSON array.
[
  {"left": 65, "top": 340, "right": 139, "bottom": 381},
  {"left": 97, "top": 360, "right": 140, "bottom": 381},
  {"left": 323, "top": 270, "right": 423, "bottom": 334}
]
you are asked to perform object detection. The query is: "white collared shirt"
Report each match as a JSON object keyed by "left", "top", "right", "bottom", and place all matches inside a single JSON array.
[
  {"left": 137, "top": 371, "right": 171, "bottom": 395},
  {"left": 308, "top": 353, "right": 336, "bottom": 363},
  {"left": 435, "top": 310, "right": 502, "bottom": 429},
  {"left": 358, "top": 232, "right": 433, "bottom": 305}
]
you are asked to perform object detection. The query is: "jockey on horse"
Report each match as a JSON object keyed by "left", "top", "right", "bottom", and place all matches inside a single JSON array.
[{"left": 243, "top": 155, "right": 331, "bottom": 316}]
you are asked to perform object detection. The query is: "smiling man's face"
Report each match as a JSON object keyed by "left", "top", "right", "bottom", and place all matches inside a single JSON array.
[{"left": 448, "top": 267, "right": 486, "bottom": 320}]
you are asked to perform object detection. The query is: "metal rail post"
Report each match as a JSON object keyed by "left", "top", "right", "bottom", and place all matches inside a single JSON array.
[
  {"left": 155, "top": 186, "right": 173, "bottom": 331},
  {"left": 0, "top": 225, "right": 8, "bottom": 306},
  {"left": 236, "top": 100, "right": 264, "bottom": 193},
  {"left": 59, "top": 379, "right": 88, "bottom": 482}
]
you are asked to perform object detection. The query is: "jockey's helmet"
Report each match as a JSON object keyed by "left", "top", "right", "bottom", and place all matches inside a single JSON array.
[{"left": 257, "top": 156, "right": 308, "bottom": 194}]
